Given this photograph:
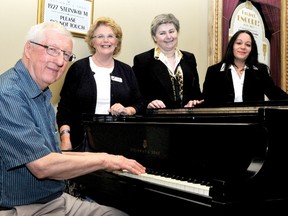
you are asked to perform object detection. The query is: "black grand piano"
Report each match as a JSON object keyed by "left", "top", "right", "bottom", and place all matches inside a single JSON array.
[{"left": 74, "top": 101, "right": 288, "bottom": 215}]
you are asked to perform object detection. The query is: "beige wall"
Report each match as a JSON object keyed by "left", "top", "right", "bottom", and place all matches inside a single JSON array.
[{"left": 0, "top": 0, "right": 209, "bottom": 106}]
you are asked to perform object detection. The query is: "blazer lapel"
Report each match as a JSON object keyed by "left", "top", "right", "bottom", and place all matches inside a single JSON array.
[{"left": 153, "top": 60, "right": 175, "bottom": 101}]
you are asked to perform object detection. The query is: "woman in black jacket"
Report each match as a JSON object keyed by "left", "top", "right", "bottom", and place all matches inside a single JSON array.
[
  {"left": 57, "top": 17, "right": 145, "bottom": 151},
  {"left": 132, "top": 13, "right": 204, "bottom": 109},
  {"left": 203, "top": 29, "right": 288, "bottom": 105}
]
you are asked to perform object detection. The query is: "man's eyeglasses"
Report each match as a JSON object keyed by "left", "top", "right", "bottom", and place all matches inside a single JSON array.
[{"left": 30, "top": 41, "right": 76, "bottom": 62}]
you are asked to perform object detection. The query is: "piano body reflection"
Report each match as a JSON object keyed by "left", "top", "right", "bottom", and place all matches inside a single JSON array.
[{"left": 75, "top": 102, "right": 288, "bottom": 215}]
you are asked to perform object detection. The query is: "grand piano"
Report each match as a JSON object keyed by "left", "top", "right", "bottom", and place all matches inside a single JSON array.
[{"left": 74, "top": 101, "right": 288, "bottom": 215}]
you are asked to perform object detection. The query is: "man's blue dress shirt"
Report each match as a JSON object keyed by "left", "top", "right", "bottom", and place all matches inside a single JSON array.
[{"left": 0, "top": 60, "right": 64, "bottom": 207}]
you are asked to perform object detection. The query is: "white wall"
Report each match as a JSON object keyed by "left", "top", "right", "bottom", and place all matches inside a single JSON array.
[{"left": 0, "top": 0, "right": 209, "bottom": 106}]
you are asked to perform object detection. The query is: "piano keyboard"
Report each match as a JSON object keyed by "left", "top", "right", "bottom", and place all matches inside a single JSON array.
[{"left": 113, "top": 170, "right": 210, "bottom": 197}]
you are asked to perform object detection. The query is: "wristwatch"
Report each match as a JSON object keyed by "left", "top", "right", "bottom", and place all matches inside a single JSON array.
[{"left": 60, "top": 129, "right": 70, "bottom": 136}]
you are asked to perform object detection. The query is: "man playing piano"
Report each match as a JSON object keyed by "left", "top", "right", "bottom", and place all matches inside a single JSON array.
[{"left": 0, "top": 21, "right": 145, "bottom": 215}]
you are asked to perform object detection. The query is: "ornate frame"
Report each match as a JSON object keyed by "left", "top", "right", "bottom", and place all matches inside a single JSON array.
[{"left": 208, "top": 0, "right": 288, "bottom": 91}]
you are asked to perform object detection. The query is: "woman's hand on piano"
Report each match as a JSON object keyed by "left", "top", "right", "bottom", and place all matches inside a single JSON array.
[
  {"left": 147, "top": 100, "right": 166, "bottom": 109},
  {"left": 184, "top": 99, "right": 204, "bottom": 108},
  {"left": 109, "top": 103, "right": 136, "bottom": 116}
]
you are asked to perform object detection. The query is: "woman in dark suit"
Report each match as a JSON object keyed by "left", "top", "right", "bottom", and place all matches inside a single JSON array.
[
  {"left": 203, "top": 29, "right": 288, "bottom": 105},
  {"left": 132, "top": 13, "right": 203, "bottom": 109}
]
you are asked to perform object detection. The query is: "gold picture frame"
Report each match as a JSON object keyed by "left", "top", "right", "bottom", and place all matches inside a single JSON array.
[
  {"left": 37, "top": 0, "right": 94, "bottom": 38},
  {"left": 208, "top": 0, "right": 288, "bottom": 91}
]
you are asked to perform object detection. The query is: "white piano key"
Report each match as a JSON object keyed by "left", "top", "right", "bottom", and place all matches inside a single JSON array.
[{"left": 113, "top": 171, "right": 210, "bottom": 197}]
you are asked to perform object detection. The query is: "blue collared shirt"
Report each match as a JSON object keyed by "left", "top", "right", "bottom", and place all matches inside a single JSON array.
[{"left": 0, "top": 60, "right": 64, "bottom": 207}]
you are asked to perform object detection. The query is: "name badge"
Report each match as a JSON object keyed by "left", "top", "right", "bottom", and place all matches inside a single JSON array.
[{"left": 111, "top": 76, "right": 122, "bottom": 83}]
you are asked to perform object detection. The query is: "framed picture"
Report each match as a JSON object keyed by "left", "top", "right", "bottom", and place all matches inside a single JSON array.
[
  {"left": 208, "top": 0, "right": 288, "bottom": 91},
  {"left": 37, "top": 0, "right": 94, "bottom": 38}
]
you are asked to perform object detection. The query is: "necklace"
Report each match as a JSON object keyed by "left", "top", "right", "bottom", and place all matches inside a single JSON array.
[
  {"left": 236, "top": 68, "right": 245, "bottom": 78},
  {"left": 238, "top": 68, "right": 244, "bottom": 73}
]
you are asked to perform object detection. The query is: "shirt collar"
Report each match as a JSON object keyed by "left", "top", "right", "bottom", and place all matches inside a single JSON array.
[
  {"left": 154, "top": 46, "right": 183, "bottom": 60},
  {"left": 220, "top": 63, "right": 255, "bottom": 71},
  {"left": 15, "top": 60, "right": 51, "bottom": 99}
]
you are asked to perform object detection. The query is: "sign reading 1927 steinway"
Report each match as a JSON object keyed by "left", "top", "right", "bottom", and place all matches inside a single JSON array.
[{"left": 38, "top": 0, "right": 94, "bottom": 37}]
